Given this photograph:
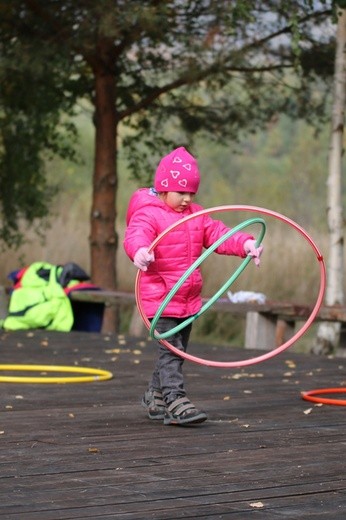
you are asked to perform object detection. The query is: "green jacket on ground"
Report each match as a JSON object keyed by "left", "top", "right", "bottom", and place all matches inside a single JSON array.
[{"left": 2, "top": 262, "right": 74, "bottom": 332}]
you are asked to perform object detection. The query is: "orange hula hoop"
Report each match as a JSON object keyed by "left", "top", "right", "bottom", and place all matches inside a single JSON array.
[{"left": 301, "top": 388, "right": 346, "bottom": 406}]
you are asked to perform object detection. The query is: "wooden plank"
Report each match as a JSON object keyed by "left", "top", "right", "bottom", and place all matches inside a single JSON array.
[
  {"left": 70, "top": 290, "right": 346, "bottom": 323},
  {"left": 0, "top": 330, "right": 345, "bottom": 519},
  {"left": 70, "top": 289, "right": 136, "bottom": 306}
]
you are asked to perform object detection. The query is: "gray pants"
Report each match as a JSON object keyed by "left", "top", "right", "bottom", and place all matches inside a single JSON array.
[{"left": 149, "top": 317, "right": 192, "bottom": 404}]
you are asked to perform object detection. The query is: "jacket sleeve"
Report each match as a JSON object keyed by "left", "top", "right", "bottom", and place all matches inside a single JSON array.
[
  {"left": 202, "top": 214, "right": 254, "bottom": 257},
  {"left": 123, "top": 209, "right": 157, "bottom": 260}
]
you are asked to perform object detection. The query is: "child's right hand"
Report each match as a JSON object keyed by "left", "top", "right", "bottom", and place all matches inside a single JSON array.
[{"left": 133, "top": 247, "right": 155, "bottom": 271}]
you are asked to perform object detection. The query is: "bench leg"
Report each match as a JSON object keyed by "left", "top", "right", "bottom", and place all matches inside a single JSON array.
[
  {"left": 101, "top": 305, "right": 120, "bottom": 335},
  {"left": 0, "top": 286, "right": 8, "bottom": 320},
  {"left": 336, "top": 323, "right": 346, "bottom": 357},
  {"left": 245, "top": 312, "right": 295, "bottom": 350},
  {"left": 276, "top": 319, "right": 295, "bottom": 348},
  {"left": 129, "top": 306, "right": 147, "bottom": 337},
  {"left": 245, "top": 311, "right": 277, "bottom": 350}
]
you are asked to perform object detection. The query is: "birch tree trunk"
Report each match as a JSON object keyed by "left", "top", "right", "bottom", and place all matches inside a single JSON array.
[{"left": 312, "top": 6, "right": 346, "bottom": 355}]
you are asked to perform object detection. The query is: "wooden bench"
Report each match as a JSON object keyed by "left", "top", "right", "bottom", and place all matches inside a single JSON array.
[
  {"left": 69, "top": 289, "right": 346, "bottom": 351},
  {"left": 2, "top": 285, "right": 345, "bottom": 350}
]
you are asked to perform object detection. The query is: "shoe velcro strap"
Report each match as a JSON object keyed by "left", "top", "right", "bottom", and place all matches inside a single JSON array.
[
  {"left": 167, "top": 397, "right": 195, "bottom": 415},
  {"left": 152, "top": 390, "right": 165, "bottom": 406}
]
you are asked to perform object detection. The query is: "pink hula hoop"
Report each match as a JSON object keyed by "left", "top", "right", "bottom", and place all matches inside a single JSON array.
[{"left": 135, "top": 205, "right": 326, "bottom": 368}]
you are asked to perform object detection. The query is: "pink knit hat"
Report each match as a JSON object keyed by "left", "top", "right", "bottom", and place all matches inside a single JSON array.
[{"left": 154, "top": 147, "right": 200, "bottom": 193}]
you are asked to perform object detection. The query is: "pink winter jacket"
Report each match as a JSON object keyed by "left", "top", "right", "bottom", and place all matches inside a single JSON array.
[{"left": 124, "top": 188, "right": 253, "bottom": 319}]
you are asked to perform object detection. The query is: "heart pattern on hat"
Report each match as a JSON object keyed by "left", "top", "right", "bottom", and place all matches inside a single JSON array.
[{"left": 154, "top": 147, "right": 200, "bottom": 193}]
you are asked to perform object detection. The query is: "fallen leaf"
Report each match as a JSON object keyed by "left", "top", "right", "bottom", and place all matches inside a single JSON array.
[
  {"left": 303, "top": 408, "right": 313, "bottom": 415},
  {"left": 250, "top": 501, "right": 264, "bottom": 508},
  {"left": 231, "top": 372, "right": 263, "bottom": 380}
]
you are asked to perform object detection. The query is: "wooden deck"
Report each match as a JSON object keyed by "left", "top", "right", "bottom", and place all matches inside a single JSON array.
[{"left": 0, "top": 330, "right": 345, "bottom": 519}]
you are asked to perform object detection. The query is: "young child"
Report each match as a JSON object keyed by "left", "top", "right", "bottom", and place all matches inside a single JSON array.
[{"left": 123, "top": 147, "right": 263, "bottom": 426}]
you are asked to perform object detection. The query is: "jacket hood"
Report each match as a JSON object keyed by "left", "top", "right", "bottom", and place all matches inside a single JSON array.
[{"left": 126, "top": 188, "right": 166, "bottom": 225}]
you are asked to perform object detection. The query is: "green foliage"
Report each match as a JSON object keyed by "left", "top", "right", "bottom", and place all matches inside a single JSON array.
[
  {"left": 193, "top": 114, "right": 331, "bottom": 232},
  {"left": 334, "top": 1, "right": 346, "bottom": 11},
  {"left": 0, "top": 1, "right": 82, "bottom": 247},
  {"left": 0, "top": 0, "right": 337, "bottom": 250},
  {"left": 62, "top": 112, "right": 332, "bottom": 233}
]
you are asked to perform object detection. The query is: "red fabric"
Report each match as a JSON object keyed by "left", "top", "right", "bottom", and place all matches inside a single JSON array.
[
  {"left": 64, "top": 282, "right": 99, "bottom": 295},
  {"left": 12, "top": 267, "right": 29, "bottom": 289}
]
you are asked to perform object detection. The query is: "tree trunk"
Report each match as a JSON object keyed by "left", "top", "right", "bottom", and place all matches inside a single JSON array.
[
  {"left": 312, "top": 7, "right": 346, "bottom": 355},
  {"left": 90, "top": 40, "right": 118, "bottom": 334}
]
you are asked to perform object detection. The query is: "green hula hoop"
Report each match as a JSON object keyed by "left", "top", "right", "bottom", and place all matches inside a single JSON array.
[{"left": 149, "top": 217, "right": 266, "bottom": 340}]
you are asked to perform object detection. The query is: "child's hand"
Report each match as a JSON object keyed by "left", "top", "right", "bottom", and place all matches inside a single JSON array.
[
  {"left": 133, "top": 247, "right": 155, "bottom": 271},
  {"left": 244, "top": 239, "right": 263, "bottom": 267}
]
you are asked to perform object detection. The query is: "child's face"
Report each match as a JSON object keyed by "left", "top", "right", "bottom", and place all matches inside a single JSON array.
[{"left": 161, "top": 191, "right": 195, "bottom": 212}]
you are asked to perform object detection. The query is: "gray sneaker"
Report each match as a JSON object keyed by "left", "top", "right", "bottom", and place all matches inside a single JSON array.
[{"left": 141, "top": 389, "right": 166, "bottom": 420}]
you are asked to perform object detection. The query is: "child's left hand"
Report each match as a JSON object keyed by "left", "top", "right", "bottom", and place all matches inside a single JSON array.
[{"left": 244, "top": 239, "right": 263, "bottom": 267}]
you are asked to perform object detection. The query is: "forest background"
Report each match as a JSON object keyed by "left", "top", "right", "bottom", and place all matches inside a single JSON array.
[
  {"left": 1, "top": 1, "right": 345, "bottom": 350},
  {"left": 0, "top": 111, "right": 336, "bottom": 350}
]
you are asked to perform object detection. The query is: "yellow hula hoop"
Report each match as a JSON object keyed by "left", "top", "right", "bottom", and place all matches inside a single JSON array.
[{"left": 0, "top": 364, "right": 113, "bottom": 384}]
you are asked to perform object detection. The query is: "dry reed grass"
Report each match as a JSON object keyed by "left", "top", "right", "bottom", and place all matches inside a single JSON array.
[{"left": 1, "top": 212, "right": 330, "bottom": 303}]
